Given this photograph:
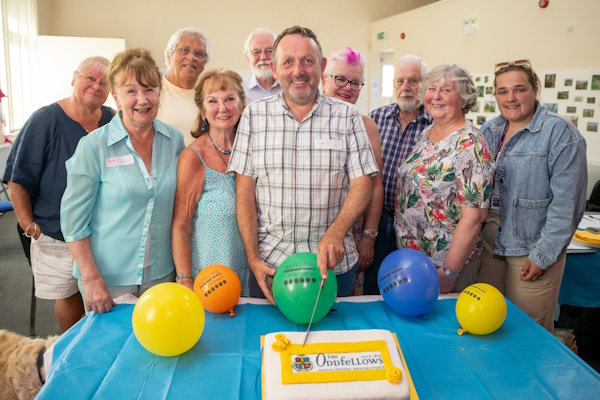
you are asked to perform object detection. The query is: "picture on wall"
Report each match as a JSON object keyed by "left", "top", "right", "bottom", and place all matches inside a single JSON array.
[
  {"left": 588, "top": 97, "right": 596, "bottom": 104},
  {"left": 587, "top": 122, "right": 598, "bottom": 132},
  {"left": 569, "top": 116, "right": 578, "bottom": 127},
  {"left": 476, "top": 77, "right": 481, "bottom": 82},
  {"left": 484, "top": 76, "right": 488, "bottom": 83},
  {"left": 471, "top": 101, "right": 480, "bottom": 112},
  {"left": 576, "top": 80, "right": 589, "bottom": 90},
  {"left": 545, "top": 74, "right": 556, "bottom": 88},
  {"left": 546, "top": 103, "right": 558, "bottom": 112},
  {"left": 583, "top": 109, "right": 595, "bottom": 118},
  {"left": 575, "top": 96, "right": 583, "bottom": 102},
  {"left": 558, "top": 91, "right": 569, "bottom": 100},
  {"left": 477, "top": 116, "right": 486, "bottom": 125},
  {"left": 485, "top": 87, "right": 492, "bottom": 95},
  {"left": 592, "top": 75, "right": 600, "bottom": 90},
  {"left": 477, "top": 86, "right": 484, "bottom": 97},
  {"left": 484, "top": 101, "right": 496, "bottom": 113},
  {"left": 565, "top": 79, "right": 573, "bottom": 87},
  {"left": 567, "top": 106, "right": 577, "bottom": 113}
]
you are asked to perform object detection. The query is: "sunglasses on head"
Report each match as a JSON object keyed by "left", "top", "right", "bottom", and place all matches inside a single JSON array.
[{"left": 494, "top": 59, "right": 532, "bottom": 72}]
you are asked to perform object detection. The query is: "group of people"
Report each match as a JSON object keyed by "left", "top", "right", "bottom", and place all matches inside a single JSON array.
[{"left": 3, "top": 25, "right": 587, "bottom": 334}]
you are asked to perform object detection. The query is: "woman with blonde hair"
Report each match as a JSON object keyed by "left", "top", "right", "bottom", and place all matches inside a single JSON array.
[{"left": 172, "top": 70, "right": 250, "bottom": 296}]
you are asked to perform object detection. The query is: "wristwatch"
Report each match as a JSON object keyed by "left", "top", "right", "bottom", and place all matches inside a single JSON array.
[
  {"left": 442, "top": 266, "right": 459, "bottom": 277},
  {"left": 362, "top": 229, "right": 378, "bottom": 238}
]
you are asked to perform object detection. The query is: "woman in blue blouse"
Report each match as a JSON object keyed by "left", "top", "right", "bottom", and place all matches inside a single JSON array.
[
  {"left": 61, "top": 48, "right": 185, "bottom": 314},
  {"left": 478, "top": 59, "right": 587, "bottom": 332}
]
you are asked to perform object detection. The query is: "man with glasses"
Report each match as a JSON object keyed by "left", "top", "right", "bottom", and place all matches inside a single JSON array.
[
  {"left": 363, "top": 55, "right": 432, "bottom": 295},
  {"left": 229, "top": 27, "right": 378, "bottom": 302},
  {"left": 158, "top": 27, "right": 209, "bottom": 145},
  {"left": 242, "top": 27, "right": 281, "bottom": 103}
]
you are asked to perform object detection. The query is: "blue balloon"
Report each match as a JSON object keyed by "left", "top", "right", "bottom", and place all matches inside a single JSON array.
[{"left": 377, "top": 249, "right": 440, "bottom": 318}]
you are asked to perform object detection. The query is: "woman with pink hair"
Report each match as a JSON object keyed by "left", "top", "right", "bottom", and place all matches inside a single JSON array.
[{"left": 322, "top": 47, "right": 383, "bottom": 295}]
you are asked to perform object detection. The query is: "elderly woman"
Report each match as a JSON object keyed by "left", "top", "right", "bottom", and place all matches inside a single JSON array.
[
  {"left": 61, "top": 48, "right": 185, "bottom": 314},
  {"left": 172, "top": 70, "right": 250, "bottom": 296},
  {"left": 3, "top": 56, "right": 113, "bottom": 331},
  {"left": 321, "top": 47, "right": 383, "bottom": 295},
  {"left": 395, "top": 64, "right": 495, "bottom": 294},
  {"left": 478, "top": 59, "right": 586, "bottom": 332}
]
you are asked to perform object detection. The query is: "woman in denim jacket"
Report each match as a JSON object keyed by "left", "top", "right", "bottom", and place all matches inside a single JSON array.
[{"left": 478, "top": 60, "right": 587, "bottom": 332}]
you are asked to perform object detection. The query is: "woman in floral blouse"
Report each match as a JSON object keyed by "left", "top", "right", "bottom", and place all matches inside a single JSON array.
[{"left": 395, "top": 64, "right": 495, "bottom": 293}]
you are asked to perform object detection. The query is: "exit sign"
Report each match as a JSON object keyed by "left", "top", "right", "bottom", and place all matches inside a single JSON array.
[{"left": 377, "top": 32, "right": 385, "bottom": 40}]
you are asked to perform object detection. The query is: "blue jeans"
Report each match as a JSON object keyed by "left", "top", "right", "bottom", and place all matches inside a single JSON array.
[
  {"left": 249, "top": 262, "right": 358, "bottom": 298},
  {"left": 363, "top": 212, "right": 397, "bottom": 295}
]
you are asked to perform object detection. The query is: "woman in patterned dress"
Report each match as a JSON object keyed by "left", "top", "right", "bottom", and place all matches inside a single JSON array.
[
  {"left": 394, "top": 64, "right": 495, "bottom": 293},
  {"left": 171, "top": 70, "right": 250, "bottom": 296}
]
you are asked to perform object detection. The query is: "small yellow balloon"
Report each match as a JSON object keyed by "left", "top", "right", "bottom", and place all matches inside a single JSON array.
[
  {"left": 456, "top": 283, "right": 506, "bottom": 335},
  {"left": 132, "top": 282, "right": 205, "bottom": 356}
]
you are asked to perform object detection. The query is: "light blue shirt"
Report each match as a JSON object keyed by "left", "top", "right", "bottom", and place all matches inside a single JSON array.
[
  {"left": 61, "top": 114, "right": 185, "bottom": 286},
  {"left": 242, "top": 74, "right": 281, "bottom": 104}
]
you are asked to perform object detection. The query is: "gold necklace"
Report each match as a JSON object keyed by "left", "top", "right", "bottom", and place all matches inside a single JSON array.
[{"left": 130, "top": 130, "right": 155, "bottom": 147}]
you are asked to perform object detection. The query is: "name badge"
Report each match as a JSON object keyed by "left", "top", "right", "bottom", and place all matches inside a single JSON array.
[
  {"left": 315, "top": 139, "right": 343, "bottom": 150},
  {"left": 105, "top": 154, "right": 134, "bottom": 168},
  {"left": 490, "top": 195, "right": 500, "bottom": 210}
]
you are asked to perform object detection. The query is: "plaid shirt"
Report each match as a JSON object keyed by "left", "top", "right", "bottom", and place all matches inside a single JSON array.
[
  {"left": 228, "top": 93, "right": 378, "bottom": 274},
  {"left": 369, "top": 104, "right": 431, "bottom": 212}
]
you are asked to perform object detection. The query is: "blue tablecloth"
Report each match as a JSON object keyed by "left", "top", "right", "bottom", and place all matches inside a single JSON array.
[
  {"left": 38, "top": 298, "right": 600, "bottom": 399},
  {"left": 560, "top": 252, "right": 600, "bottom": 308}
]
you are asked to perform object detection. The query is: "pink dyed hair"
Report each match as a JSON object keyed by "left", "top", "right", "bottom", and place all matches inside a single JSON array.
[{"left": 324, "top": 47, "right": 366, "bottom": 81}]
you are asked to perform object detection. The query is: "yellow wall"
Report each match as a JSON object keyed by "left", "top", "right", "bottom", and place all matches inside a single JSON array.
[{"left": 38, "top": 0, "right": 434, "bottom": 71}]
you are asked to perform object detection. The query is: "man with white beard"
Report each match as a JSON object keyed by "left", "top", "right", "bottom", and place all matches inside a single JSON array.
[
  {"left": 242, "top": 28, "right": 281, "bottom": 103},
  {"left": 363, "top": 54, "right": 432, "bottom": 295}
]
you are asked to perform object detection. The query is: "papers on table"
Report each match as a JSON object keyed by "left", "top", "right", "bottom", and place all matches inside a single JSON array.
[{"left": 568, "top": 214, "right": 600, "bottom": 254}]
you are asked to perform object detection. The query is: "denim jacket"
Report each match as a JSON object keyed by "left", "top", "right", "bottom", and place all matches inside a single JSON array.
[{"left": 480, "top": 102, "right": 587, "bottom": 269}]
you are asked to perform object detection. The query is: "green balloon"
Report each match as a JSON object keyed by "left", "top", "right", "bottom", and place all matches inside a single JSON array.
[{"left": 273, "top": 252, "right": 337, "bottom": 325}]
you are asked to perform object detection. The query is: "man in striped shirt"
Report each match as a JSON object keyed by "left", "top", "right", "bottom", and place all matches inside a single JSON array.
[
  {"left": 363, "top": 55, "right": 432, "bottom": 295},
  {"left": 228, "top": 26, "right": 378, "bottom": 302}
]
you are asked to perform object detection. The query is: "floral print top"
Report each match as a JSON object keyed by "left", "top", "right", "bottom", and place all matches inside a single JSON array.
[{"left": 394, "top": 120, "right": 495, "bottom": 267}]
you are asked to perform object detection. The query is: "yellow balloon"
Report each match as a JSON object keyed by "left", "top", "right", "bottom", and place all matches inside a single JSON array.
[
  {"left": 456, "top": 283, "right": 507, "bottom": 335},
  {"left": 132, "top": 282, "right": 205, "bottom": 356}
]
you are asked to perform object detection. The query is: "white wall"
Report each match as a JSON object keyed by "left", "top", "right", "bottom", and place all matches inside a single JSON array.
[{"left": 369, "top": 0, "right": 600, "bottom": 196}]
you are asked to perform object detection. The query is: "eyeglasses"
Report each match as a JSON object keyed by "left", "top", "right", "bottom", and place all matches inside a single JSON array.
[
  {"left": 77, "top": 71, "right": 108, "bottom": 89},
  {"left": 327, "top": 75, "right": 365, "bottom": 91},
  {"left": 249, "top": 48, "right": 273, "bottom": 57},
  {"left": 494, "top": 59, "right": 532, "bottom": 72},
  {"left": 174, "top": 47, "right": 207, "bottom": 60}
]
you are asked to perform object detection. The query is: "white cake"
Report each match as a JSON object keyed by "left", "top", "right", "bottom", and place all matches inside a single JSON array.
[{"left": 262, "top": 330, "right": 410, "bottom": 400}]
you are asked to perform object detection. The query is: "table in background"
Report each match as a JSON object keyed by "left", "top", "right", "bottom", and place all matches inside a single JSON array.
[
  {"left": 560, "top": 251, "right": 600, "bottom": 308},
  {"left": 38, "top": 298, "right": 600, "bottom": 400}
]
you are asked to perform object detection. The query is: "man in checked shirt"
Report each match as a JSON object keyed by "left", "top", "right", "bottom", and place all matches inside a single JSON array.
[
  {"left": 228, "top": 26, "right": 378, "bottom": 302},
  {"left": 362, "top": 55, "right": 432, "bottom": 295}
]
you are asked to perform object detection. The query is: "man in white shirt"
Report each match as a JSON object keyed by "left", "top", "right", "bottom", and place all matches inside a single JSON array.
[
  {"left": 157, "top": 27, "right": 209, "bottom": 145},
  {"left": 242, "top": 27, "right": 281, "bottom": 104}
]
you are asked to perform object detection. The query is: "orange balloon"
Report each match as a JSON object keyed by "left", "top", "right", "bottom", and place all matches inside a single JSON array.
[{"left": 193, "top": 265, "right": 241, "bottom": 316}]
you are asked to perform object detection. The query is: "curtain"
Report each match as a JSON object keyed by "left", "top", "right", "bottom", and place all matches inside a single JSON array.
[{"left": 0, "top": 0, "right": 37, "bottom": 133}]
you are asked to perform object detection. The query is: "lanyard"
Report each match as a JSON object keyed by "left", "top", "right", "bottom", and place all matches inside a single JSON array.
[{"left": 497, "top": 123, "right": 509, "bottom": 155}]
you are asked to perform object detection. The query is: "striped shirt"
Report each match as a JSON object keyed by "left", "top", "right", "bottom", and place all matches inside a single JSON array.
[
  {"left": 369, "top": 104, "right": 431, "bottom": 212},
  {"left": 228, "top": 93, "right": 379, "bottom": 274}
]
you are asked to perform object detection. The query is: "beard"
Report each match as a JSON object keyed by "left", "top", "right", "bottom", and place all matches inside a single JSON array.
[
  {"left": 397, "top": 95, "right": 421, "bottom": 112},
  {"left": 252, "top": 61, "right": 273, "bottom": 80}
]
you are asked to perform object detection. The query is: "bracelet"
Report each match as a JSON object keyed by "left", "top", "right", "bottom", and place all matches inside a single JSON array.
[
  {"left": 22, "top": 221, "right": 36, "bottom": 238},
  {"left": 176, "top": 273, "right": 194, "bottom": 281}
]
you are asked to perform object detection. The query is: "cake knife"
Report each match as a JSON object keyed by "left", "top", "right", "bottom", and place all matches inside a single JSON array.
[{"left": 302, "top": 277, "right": 325, "bottom": 346}]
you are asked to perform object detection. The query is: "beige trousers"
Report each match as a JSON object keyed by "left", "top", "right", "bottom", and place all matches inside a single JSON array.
[{"left": 478, "top": 220, "right": 566, "bottom": 332}]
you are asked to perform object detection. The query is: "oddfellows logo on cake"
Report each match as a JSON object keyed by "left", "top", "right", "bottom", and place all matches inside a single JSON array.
[{"left": 290, "top": 351, "right": 384, "bottom": 374}]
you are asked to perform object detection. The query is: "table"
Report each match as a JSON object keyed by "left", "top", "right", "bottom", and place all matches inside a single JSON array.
[
  {"left": 38, "top": 297, "right": 600, "bottom": 399},
  {"left": 560, "top": 251, "right": 600, "bottom": 308}
]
